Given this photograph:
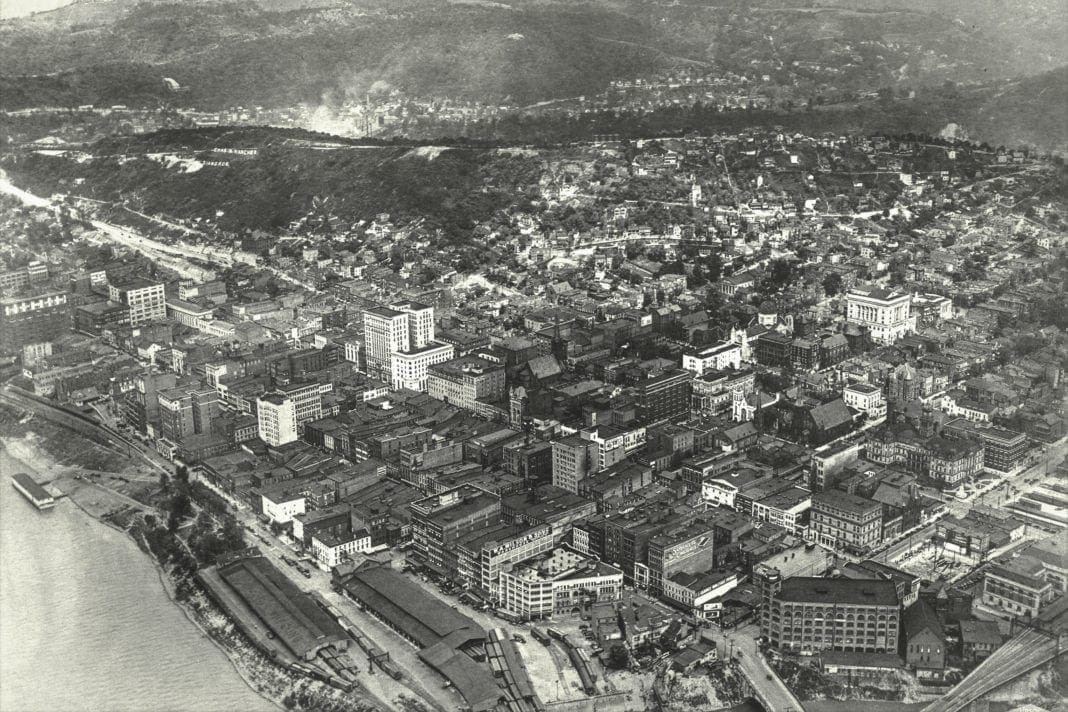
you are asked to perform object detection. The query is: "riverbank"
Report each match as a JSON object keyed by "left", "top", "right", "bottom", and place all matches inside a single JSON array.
[{"left": 0, "top": 431, "right": 388, "bottom": 712}]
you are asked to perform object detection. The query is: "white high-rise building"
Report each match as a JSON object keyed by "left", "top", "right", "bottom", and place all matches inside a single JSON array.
[
  {"left": 391, "top": 300, "right": 435, "bottom": 350},
  {"left": 362, "top": 306, "right": 411, "bottom": 373},
  {"left": 257, "top": 392, "right": 298, "bottom": 446},
  {"left": 845, "top": 286, "right": 914, "bottom": 345},
  {"left": 362, "top": 301, "right": 449, "bottom": 390}
]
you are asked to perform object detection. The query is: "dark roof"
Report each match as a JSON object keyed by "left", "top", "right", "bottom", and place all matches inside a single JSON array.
[
  {"left": 903, "top": 600, "right": 944, "bottom": 641},
  {"left": 778, "top": 577, "right": 899, "bottom": 607},
  {"left": 525, "top": 354, "right": 562, "bottom": 380},
  {"left": 343, "top": 564, "right": 484, "bottom": 649},
  {"left": 814, "top": 489, "right": 880, "bottom": 515},
  {"left": 219, "top": 556, "right": 347, "bottom": 659},
  {"left": 958, "top": 620, "right": 1003, "bottom": 646},
  {"left": 809, "top": 399, "right": 854, "bottom": 431},
  {"left": 419, "top": 642, "right": 502, "bottom": 712}
]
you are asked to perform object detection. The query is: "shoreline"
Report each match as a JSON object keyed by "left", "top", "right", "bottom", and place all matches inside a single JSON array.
[
  {"left": 53, "top": 477, "right": 287, "bottom": 712},
  {"left": 1, "top": 437, "right": 384, "bottom": 712}
]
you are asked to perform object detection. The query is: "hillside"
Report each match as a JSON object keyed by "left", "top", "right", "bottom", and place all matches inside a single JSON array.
[
  {"left": 962, "top": 67, "right": 1068, "bottom": 152},
  {"left": 2, "top": 136, "right": 543, "bottom": 235},
  {"left": 2, "top": 0, "right": 1063, "bottom": 110},
  {"left": 0, "top": 2, "right": 679, "bottom": 107}
]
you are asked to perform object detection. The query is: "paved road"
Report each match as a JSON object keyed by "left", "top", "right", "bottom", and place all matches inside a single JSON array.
[
  {"left": 221, "top": 499, "right": 461, "bottom": 712},
  {"left": 722, "top": 624, "right": 805, "bottom": 712}
]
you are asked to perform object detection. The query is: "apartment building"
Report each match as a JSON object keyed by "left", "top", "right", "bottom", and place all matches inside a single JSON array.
[{"left": 157, "top": 385, "right": 222, "bottom": 442}]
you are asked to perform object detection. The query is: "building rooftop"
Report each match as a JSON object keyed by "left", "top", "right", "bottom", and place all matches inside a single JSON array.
[
  {"left": 757, "top": 486, "right": 811, "bottom": 511},
  {"left": 364, "top": 305, "right": 404, "bottom": 319},
  {"left": 344, "top": 563, "right": 484, "bottom": 648},
  {"left": 218, "top": 555, "right": 347, "bottom": 659},
  {"left": 813, "top": 489, "right": 880, "bottom": 515},
  {"left": 778, "top": 577, "right": 899, "bottom": 607},
  {"left": 410, "top": 485, "right": 499, "bottom": 526},
  {"left": 112, "top": 277, "right": 162, "bottom": 291}
]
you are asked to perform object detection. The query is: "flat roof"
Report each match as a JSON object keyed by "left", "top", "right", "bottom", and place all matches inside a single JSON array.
[
  {"left": 112, "top": 277, "right": 162, "bottom": 291},
  {"left": 364, "top": 305, "right": 403, "bottom": 319},
  {"left": 813, "top": 489, "right": 880, "bottom": 515},
  {"left": 778, "top": 577, "right": 899, "bottom": 606}
]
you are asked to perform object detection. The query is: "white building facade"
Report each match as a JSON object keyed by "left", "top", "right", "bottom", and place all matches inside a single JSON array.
[
  {"left": 682, "top": 342, "right": 743, "bottom": 376},
  {"left": 845, "top": 287, "right": 915, "bottom": 345},
  {"left": 257, "top": 392, "right": 298, "bottom": 446}
]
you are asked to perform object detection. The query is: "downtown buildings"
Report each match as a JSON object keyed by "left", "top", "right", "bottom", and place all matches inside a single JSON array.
[{"left": 363, "top": 301, "right": 454, "bottom": 390}]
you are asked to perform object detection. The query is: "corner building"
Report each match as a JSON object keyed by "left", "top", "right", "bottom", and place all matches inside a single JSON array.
[{"left": 759, "top": 575, "right": 901, "bottom": 654}]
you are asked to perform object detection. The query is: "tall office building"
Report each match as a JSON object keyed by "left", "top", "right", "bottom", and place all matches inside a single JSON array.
[
  {"left": 551, "top": 435, "right": 598, "bottom": 494},
  {"left": 362, "top": 301, "right": 451, "bottom": 390},
  {"left": 158, "top": 386, "right": 222, "bottom": 442},
  {"left": 108, "top": 278, "right": 166, "bottom": 327},
  {"left": 392, "top": 300, "right": 435, "bottom": 349},
  {"left": 635, "top": 368, "right": 694, "bottom": 425},
  {"left": 257, "top": 392, "right": 298, "bottom": 447},
  {"left": 362, "top": 306, "right": 411, "bottom": 374}
]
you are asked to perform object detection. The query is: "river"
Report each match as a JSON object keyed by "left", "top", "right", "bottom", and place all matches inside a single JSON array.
[{"left": 0, "top": 445, "right": 276, "bottom": 712}]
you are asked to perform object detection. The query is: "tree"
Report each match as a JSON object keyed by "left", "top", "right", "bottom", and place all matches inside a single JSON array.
[
  {"left": 167, "top": 492, "right": 192, "bottom": 532},
  {"left": 822, "top": 272, "right": 843, "bottom": 297},
  {"left": 607, "top": 644, "right": 630, "bottom": 670}
]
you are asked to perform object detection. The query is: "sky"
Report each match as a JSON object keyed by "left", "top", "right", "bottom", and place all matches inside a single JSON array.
[{"left": 1, "top": 0, "right": 71, "bottom": 19}]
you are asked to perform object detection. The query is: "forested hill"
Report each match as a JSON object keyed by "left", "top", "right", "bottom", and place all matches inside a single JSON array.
[{"left": 3, "top": 0, "right": 1064, "bottom": 109}]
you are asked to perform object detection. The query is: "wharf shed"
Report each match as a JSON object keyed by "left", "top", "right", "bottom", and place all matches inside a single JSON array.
[{"left": 218, "top": 555, "right": 348, "bottom": 661}]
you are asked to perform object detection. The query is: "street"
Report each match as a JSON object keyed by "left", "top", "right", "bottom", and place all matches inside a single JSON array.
[
  {"left": 214, "top": 491, "right": 465, "bottom": 712},
  {"left": 721, "top": 624, "right": 804, "bottom": 712}
]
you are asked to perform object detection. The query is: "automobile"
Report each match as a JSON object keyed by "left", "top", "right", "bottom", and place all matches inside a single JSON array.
[
  {"left": 512, "top": 634, "right": 525, "bottom": 643},
  {"left": 301, "top": 570, "right": 311, "bottom": 579}
]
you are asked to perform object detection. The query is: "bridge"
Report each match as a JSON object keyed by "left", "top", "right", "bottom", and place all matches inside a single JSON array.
[{"left": 923, "top": 627, "right": 1064, "bottom": 712}]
